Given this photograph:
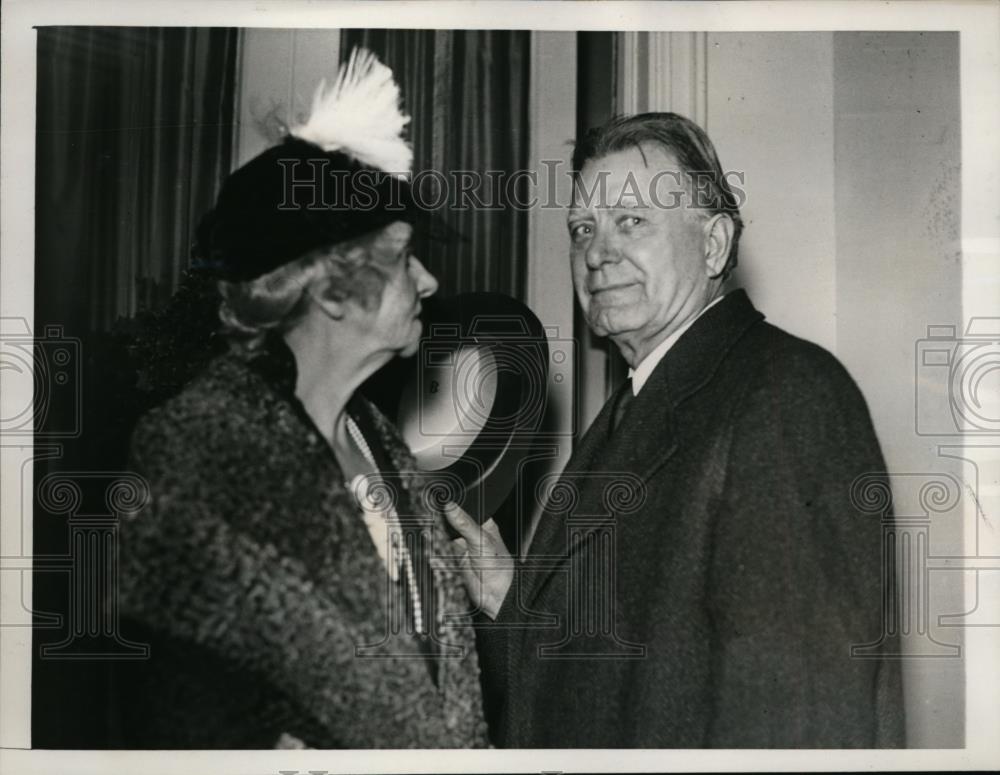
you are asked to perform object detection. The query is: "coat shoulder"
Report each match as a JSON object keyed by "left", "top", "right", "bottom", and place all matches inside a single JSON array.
[
  {"left": 749, "top": 321, "right": 857, "bottom": 381},
  {"left": 734, "top": 321, "right": 870, "bottom": 410},
  {"left": 129, "top": 355, "right": 270, "bottom": 466}
]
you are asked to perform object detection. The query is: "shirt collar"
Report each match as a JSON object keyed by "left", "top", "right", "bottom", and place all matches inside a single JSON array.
[{"left": 628, "top": 294, "right": 727, "bottom": 395}]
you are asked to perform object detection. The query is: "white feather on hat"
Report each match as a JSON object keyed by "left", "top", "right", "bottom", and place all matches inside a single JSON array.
[{"left": 289, "top": 47, "right": 413, "bottom": 178}]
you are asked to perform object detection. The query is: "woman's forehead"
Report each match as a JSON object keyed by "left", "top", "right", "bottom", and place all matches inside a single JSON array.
[
  {"left": 365, "top": 220, "right": 412, "bottom": 265},
  {"left": 380, "top": 221, "right": 413, "bottom": 243}
]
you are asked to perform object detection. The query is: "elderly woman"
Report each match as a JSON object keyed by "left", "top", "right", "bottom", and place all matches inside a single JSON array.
[{"left": 115, "top": 51, "right": 488, "bottom": 748}]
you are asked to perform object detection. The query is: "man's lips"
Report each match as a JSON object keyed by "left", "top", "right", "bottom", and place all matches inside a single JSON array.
[{"left": 589, "top": 282, "right": 638, "bottom": 295}]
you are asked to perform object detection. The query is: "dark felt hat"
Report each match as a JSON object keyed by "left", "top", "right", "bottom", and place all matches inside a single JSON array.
[
  {"left": 193, "top": 137, "right": 450, "bottom": 282},
  {"left": 191, "top": 48, "right": 457, "bottom": 282}
]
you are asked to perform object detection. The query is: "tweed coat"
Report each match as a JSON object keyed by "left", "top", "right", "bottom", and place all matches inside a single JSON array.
[
  {"left": 115, "top": 337, "right": 489, "bottom": 748},
  {"left": 477, "top": 290, "right": 905, "bottom": 748}
]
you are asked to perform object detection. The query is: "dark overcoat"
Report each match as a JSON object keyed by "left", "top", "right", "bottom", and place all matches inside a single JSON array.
[
  {"left": 115, "top": 339, "right": 488, "bottom": 748},
  {"left": 478, "top": 290, "right": 905, "bottom": 748}
]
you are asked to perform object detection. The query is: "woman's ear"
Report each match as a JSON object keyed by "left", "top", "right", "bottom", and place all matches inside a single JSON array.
[
  {"left": 309, "top": 290, "right": 346, "bottom": 321},
  {"left": 703, "top": 213, "right": 735, "bottom": 279}
]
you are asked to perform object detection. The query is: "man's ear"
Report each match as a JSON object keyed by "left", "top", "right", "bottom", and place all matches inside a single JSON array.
[{"left": 702, "top": 213, "right": 734, "bottom": 278}]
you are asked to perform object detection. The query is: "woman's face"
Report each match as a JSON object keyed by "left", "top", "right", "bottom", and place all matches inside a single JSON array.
[{"left": 344, "top": 221, "right": 438, "bottom": 358}]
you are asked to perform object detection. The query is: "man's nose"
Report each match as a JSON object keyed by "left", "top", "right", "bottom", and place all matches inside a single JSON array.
[
  {"left": 410, "top": 256, "right": 439, "bottom": 298},
  {"left": 584, "top": 229, "right": 618, "bottom": 270}
]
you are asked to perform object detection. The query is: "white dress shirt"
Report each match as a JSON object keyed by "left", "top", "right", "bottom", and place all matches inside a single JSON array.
[{"left": 628, "top": 294, "right": 726, "bottom": 395}]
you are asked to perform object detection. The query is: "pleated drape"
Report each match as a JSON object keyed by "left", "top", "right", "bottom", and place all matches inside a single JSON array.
[
  {"left": 341, "top": 29, "right": 530, "bottom": 301},
  {"left": 35, "top": 27, "right": 237, "bottom": 333}
]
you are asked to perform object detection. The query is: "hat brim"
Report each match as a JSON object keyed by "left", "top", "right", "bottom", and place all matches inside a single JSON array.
[{"left": 363, "top": 292, "right": 549, "bottom": 526}]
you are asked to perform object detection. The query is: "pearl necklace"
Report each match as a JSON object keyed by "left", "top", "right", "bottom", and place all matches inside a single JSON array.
[{"left": 345, "top": 415, "right": 425, "bottom": 635}]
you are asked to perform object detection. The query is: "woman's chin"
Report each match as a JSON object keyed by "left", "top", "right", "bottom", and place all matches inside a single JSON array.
[{"left": 399, "top": 337, "right": 421, "bottom": 359}]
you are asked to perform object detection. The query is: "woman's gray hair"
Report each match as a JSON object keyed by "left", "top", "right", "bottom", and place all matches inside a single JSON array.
[{"left": 217, "top": 235, "right": 385, "bottom": 351}]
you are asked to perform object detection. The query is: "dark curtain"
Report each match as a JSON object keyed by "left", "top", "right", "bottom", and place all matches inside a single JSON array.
[
  {"left": 36, "top": 26, "right": 237, "bottom": 332},
  {"left": 32, "top": 26, "right": 238, "bottom": 748},
  {"left": 341, "top": 29, "right": 529, "bottom": 300}
]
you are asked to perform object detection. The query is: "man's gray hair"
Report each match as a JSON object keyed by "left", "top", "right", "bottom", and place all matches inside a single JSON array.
[{"left": 572, "top": 112, "right": 745, "bottom": 279}]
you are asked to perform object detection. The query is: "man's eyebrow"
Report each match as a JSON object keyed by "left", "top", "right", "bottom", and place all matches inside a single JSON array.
[
  {"left": 568, "top": 198, "right": 651, "bottom": 217},
  {"left": 571, "top": 202, "right": 649, "bottom": 213}
]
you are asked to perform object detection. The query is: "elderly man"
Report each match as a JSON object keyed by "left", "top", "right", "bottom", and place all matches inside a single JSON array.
[{"left": 446, "top": 112, "right": 904, "bottom": 748}]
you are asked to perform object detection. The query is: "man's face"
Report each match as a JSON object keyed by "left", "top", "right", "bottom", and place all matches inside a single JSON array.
[{"left": 568, "top": 145, "right": 713, "bottom": 363}]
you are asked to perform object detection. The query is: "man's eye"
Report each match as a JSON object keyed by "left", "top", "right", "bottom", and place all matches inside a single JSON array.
[
  {"left": 620, "top": 215, "right": 644, "bottom": 230},
  {"left": 569, "top": 223, "right": 592, "bottom": 241}
]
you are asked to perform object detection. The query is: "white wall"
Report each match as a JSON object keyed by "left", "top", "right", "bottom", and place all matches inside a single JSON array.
[
  {"left": 833, "top": 31, "right": 963, "bottom": 748},
  {"left": 234, "top": 29, "right": 341, "bottom": 167},
  {"left": 708, "top": 33, "right": 839, "bottom": 353},
  {"left": 705, "top": 31, "right": 964, "bottom": 748}
]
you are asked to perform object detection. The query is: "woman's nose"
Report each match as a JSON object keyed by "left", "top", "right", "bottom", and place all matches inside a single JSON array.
[{"left": 410, "top": 256, "right": 439, "bottom": 298}]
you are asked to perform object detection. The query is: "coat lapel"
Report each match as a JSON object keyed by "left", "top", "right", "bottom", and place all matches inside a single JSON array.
[
  {"left": 523, "top": 389, "right": 621, "bottom": 560},
  {"left": 610, "top": 289, "right": 764, "bottom": 485},
  {"left": 519, "top": 382, "right": 678, "bottom": 610},
  {"left": 521, "top": 291, "right": 765, "bottom": 610}
]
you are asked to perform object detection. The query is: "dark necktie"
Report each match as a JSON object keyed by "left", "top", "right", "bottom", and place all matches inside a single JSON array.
[{"left": 609, "top": 378, "right": 635, "bottom": 436}]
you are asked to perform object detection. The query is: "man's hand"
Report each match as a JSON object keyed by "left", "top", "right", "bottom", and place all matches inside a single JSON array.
[{"left": 443, "top": 502, "right": 514, "bottom": 620}]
